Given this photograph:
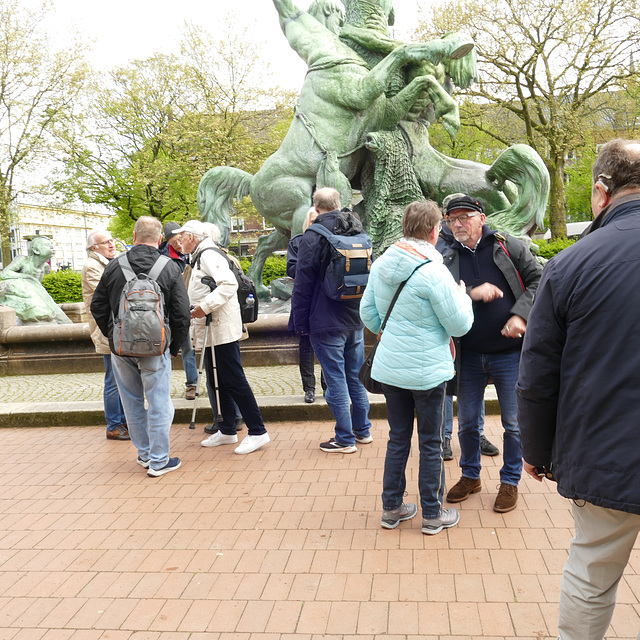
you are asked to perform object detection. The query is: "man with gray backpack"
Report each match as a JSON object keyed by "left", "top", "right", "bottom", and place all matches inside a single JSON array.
[{"left": 91, "top": 216, "right": 191, "bottom": 477}]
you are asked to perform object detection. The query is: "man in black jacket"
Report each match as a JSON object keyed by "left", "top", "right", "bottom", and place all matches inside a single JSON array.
[
  {"left": 292, "top": 187, "right": 372, "bottom": 453},
  {"left": 442, "top": 195, "right": 542, "bottom": 513},
  {"left": 91, "top": 216, "right": 190, "bottom": 477},
  {"left": 517, "top": 139, "right": 640, "bottom": 640}
]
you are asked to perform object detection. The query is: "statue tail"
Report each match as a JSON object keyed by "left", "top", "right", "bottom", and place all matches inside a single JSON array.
[
  {"left": 486, "top": 144, "right": 550, "bottom": 237},
  {"left": 197, "top": 166, "right": 253, "bottom": 246}
]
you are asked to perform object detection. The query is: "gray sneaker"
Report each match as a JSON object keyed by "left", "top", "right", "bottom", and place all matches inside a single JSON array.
[
  {"left": 422, "top": 508, "right": 460, "bottom": 535},
  {"left": 381, "top": 502, "right": 418, "bottom": 529}
]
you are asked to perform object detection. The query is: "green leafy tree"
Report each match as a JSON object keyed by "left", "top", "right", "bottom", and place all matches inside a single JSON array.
[
  {"left": 55, "top": 18, "right": 294, "bottom": 239},
  {"left": 418, "top": 0, "right": 640, "bottom": 238},
  {"left": 0, "top": 0, "right": 89, "bottom": 266}
]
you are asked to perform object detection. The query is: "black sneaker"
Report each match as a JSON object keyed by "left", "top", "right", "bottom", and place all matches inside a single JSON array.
[
  {"left": 319, "top": 438, "right": 356, "bottom": 453},
  {"left": 480, "top": 435, "right": 500, "bottom": 456},
  {"left": 204, "top": 424, "right": 218, "bottom": 435},
  {"left": 443, "top": 437, "right": 453, "bottom": 461},
  {"left": 304, "top": 389, "right": 315, "bottom": 403},
  {"left": 147, "top": 457, "right": 182, "bottom": 477}
]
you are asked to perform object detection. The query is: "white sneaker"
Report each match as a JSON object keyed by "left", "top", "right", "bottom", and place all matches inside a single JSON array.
[
  {"left": 201, "top": 432, "right": 238, "bottom": 447},
  {"left": 234, "top": 432, "right": 270, "bottom": 454}
]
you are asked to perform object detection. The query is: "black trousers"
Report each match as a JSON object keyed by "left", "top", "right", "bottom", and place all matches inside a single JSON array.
[
  {"left": 205, "top": 341, "right": 266, "bottom": 436},
  {"left": 299, "top": 334, "right": 326, "bottom": 392}
]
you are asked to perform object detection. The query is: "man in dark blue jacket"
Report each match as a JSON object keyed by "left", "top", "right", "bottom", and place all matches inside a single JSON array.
[
  {"left": 517, "top": 138, "right": 640, "bottom": 640},
  {"left": 292, "top": 187, "right": 372, "bottom": 453},
  {"left": 442, "top": 195, "right": 542, "bottom": 513}
]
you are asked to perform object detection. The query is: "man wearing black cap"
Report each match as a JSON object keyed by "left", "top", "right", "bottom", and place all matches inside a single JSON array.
[
  {"left": 160, "top": 221, "right": 198, "bottom": 400},
  {"left": 442, "top": 195, "right": 542, "bottom": 513}
]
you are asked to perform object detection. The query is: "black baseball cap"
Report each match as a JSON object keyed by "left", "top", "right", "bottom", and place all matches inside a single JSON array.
[
  {"left": 445, "top": 195, "right": 485, "bottom": 216},
  {"left": 163, "top": 221, "right": 181, "bottom": 241}
]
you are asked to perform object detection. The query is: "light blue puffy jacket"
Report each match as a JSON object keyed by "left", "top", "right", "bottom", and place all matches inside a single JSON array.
[{"left": 360, "top": 239, "right": 473, "bottom": 390}]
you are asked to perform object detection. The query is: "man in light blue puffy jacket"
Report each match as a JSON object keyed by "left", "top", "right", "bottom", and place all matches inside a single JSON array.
[{"left": 360, "top": 201, "right": 473, "bottom": 534}]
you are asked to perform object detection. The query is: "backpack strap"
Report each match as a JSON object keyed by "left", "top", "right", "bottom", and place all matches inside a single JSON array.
[
  {"left": 307, "top": 224, "right": 332, "bottom": 240},
  {"left": 147, "top": 255, "right": 171, "bottom": 281},
  {"left": 118, "top": 253, "right": 170, "bottom": 282},
  {"left": 117, "top": 253, "right": 136, "bottom": 281}
]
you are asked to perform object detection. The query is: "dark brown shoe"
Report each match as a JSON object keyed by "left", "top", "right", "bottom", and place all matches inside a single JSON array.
[
  {"left": 185, "top": 386, "right": 197, "bottom": 400},
  {"left": 106, "top": 424, "right": 130, "bottom": 441},
  {"left": 446, "top": 476, "right": 482, "bottom": 502},
  {"left": 493, "top": 483, "right": 518, "bottom": 513}
]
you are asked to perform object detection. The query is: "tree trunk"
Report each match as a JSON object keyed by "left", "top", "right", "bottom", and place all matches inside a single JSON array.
[
  {"left": 0, "top": 199, "right": 12, "bottom": 268},
  {"left": 548, "top": 156, "right": 567, "bottom": 240}
]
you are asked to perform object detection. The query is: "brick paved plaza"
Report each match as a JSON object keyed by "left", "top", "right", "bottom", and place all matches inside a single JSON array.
[{"left": 1, "top": 415, "right": 639, "bottom": 640}]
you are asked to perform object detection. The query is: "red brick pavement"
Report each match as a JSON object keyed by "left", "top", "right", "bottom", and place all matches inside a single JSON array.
[{"left": 0, "top": 417, "right": 638, "bottom": 639}]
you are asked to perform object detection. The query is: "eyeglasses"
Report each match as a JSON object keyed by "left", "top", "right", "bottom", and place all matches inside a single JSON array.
[
  {"left": 94, "top": 239, "right": 115, "bottom": 246},
  {"left": 445, "top": 212, "right": 481, "bottom": 226}
]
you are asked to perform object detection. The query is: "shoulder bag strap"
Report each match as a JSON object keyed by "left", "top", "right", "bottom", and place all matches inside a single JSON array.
[{"left": 379, "top": 259, "right": 430, "bottom": 336}]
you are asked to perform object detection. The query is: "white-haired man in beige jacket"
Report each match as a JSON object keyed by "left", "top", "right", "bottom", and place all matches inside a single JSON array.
[{"left": 81, "top": 228, "right": 129, "bottom": 440}]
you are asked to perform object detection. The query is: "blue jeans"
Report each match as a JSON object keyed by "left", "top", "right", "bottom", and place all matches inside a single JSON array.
[
  {"left": 103, "top": 355, "right": 126, "bottom": 431},
  {"left": 457, "top": 350, "right": 522, "bottom": 485},
  {"left": 382, "top": 382, "right": 446, "bottom": 519},
  {"left": 310, "top": 330, "right": 371, "bottom": 446},
  {"left": 181, "top": 335, "right": 198, "bottom": 387},
  {"left": 443, "top": 395, "right": 485, "bottom": 439},
  {"left": 112, "top": 352, "right": 175, "bottom": 471}
]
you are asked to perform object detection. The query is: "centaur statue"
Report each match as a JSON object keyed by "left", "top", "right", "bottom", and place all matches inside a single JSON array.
[{"left": 199, "top": 0, "right": 549, "bottom": 297}]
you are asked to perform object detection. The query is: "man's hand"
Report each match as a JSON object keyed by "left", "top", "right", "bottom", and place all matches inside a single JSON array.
[
  {"left": 523, "top": 460, "right": 543, "bottom": 482},
  {"left": 457, "top": 279, "right": 467, "bottom": 294},
  {"left": 501, "top": 315, "right": 526, "bottom": 339},
  {"left": 190, "top": 304, "right": 206, "bottom": 319},
  {"left": 469, "top": 282, "right": 503, "bottom": 302}
]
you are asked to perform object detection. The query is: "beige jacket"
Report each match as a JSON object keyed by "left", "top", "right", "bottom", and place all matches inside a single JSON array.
[
  {"left": 81, "top": 250, "right": 112, "bottom": 355},
  {"left": 187, "top": 238, "right": 243, "bottom": 348}
]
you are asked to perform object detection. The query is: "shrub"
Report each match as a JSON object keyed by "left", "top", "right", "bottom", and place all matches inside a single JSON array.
[
  {"left": 239, "top": 255, "right": 288, "bottom": 285},
  {"left": 535, "top": 237, "right": 577, "bottom": 260},
  {"left": 42, "top": 271, "right": 83, "bottom": 303}
]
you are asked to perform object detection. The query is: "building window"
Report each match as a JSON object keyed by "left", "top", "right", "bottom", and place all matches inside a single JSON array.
[{"left": 231, "top": 217, "right": 245, "bottom": 232}]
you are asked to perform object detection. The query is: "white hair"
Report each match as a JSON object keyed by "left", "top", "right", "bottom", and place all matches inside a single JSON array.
[
  {"left": 201, "top": 222, "right": 222, "bottom": 244},
  {"left": 86, "top": 228, "right": 111, "bottom": 251}
]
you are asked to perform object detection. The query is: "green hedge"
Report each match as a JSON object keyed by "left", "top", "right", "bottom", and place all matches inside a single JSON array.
[
  {"left": 534, "top": 237, "right": 577, "bottom": 260},
  {"left": 239, "top": 255, "right": 288, "bottom": 285},
  {"left": 42, "top": 271, "right": 83, "bottom": 303}
]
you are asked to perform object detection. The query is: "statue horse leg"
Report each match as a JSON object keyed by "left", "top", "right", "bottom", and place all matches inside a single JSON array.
[{"left": 247, "top": 228, "right": 292, "bottom": 300}]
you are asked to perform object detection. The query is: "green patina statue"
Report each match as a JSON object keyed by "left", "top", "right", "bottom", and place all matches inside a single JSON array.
[
  {"left": 199, "top": 0, "right": 550, "bottom": 297},
  {"left": 0, "top": 236, "right": 72, "bottom": 325}
]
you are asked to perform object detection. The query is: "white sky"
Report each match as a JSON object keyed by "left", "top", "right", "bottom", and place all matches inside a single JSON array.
[{"left": 39, "top": 0, "right": 426, "bottom": 90}]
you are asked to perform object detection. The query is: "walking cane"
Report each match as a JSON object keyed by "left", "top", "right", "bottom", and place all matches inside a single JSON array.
[{"left": 188, "top": 276, "right": 223, "bottom": 430}]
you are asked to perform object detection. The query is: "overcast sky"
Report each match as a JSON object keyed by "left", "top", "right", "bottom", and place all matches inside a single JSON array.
[{"left": 38, "top": 0, "right": 425, "bottom": 90}]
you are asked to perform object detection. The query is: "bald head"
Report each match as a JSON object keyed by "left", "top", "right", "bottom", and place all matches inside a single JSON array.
[
  {"left": 133, "top": 216, "right": 163, "bottom": 246},
  {"left": 313, "top": 187, "right": 341, "bottom": 214}
]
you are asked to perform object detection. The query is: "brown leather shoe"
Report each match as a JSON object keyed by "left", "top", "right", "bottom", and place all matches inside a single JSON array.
[
  {"left": 106, "top": 424, "right": 130, "bottom": 441},
  {"left": 185, "top": 386, "right": 197, "bottom": 400},
  {"left": 493, "top": 483, "right": 518, "bottom": 513},
  {"left": 446, "top": 476, "right": 482, "bottom": 502}
]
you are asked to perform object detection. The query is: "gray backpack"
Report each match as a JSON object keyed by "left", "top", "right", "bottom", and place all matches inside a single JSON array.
[{"left": 111, "top": 254, "right": 171, "bottom": 357}]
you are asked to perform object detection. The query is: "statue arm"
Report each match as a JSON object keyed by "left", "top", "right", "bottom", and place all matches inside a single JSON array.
[
  {"left": 343, "top": 39, "right": 467, "bottom": 111},
  {"left": 273, "top": 0, "right": 333, "bottom": 65},
  {"left": 0, "top": 256, "right": 29, "bottom": 280},
  {"left": 339, "top": 25, "right": 402, "bottom": 54}
]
